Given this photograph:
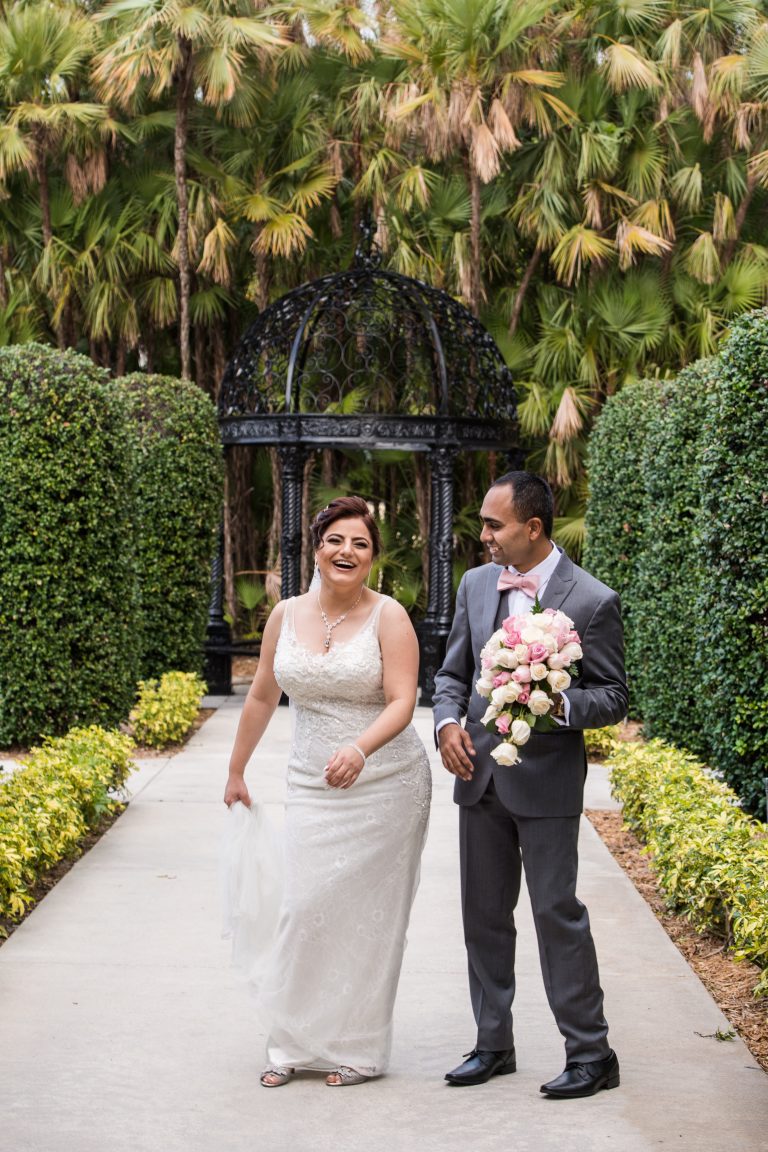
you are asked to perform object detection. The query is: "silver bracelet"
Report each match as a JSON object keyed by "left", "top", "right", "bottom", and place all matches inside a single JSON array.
[{"left": 351, "top": 743, "right": 367, "bottom": 766}]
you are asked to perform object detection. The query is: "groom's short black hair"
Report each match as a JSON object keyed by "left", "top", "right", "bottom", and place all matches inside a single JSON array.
[{"left": 492, "top": 471, "right": 554, "bottom": 538}]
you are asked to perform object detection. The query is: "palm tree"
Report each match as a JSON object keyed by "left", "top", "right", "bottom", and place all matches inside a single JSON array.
[
  {"left": 93, "top": 0, "right": 287, "bottom": 379},
  {"left": 380, "top": 0, "right": 569, "bottom": 315},
  {"left": 0, "top": 1, "right": 109, "bottom": 346}
]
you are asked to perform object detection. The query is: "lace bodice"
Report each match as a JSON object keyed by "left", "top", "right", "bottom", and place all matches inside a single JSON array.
[
  {"left": 273, "top": 596, "right": 386, "bottom": 706},
  {"left": 273, "top": 596, "right": 429, "bottom": 800}
]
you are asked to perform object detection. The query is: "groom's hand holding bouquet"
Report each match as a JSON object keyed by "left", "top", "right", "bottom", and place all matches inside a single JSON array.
[{"left": 475, "top": 602, "right": 582, "bottom": 766}]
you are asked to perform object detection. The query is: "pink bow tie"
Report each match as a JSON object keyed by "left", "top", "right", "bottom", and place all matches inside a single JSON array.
[{"left": 497, "top": 568, "right": 540, "bottom": 597}]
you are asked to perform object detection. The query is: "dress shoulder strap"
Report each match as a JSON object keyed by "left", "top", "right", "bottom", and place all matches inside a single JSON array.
[
  {"left": 280, "top": 596, "right": 296, "bottom": 637},
  {"left": 369, "top": 594, "right": 389, "bottom": 637}
]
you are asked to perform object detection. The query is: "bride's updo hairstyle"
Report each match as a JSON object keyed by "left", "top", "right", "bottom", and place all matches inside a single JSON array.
[{"left": 310, "top": 496, "right": 382, "bottom": 559}]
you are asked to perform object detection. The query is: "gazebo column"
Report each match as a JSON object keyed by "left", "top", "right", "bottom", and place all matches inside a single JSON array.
[
  {"left": 279, "top": 442, "right": 306, "bottom": 600},
  {"left": 418, "top": 444, "right": 457, "bottom": 706},
  {"left": 203, "top": 521, "right": 232, "bottom": 695}
]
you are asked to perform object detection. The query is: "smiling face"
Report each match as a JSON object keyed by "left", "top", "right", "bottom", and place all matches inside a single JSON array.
[
  {"left": 315, "top": 515, "right": 374, "bottom": 587},
  {"left": 479, "top": 484, "right": 550, "bottom": 572}
]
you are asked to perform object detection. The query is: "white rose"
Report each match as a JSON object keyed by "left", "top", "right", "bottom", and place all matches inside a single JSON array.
[
  {"left": 499, "top": 681, "right": 522, "bottom": 704},
  {"left": 530, "top": 662, "right": 549, "bottom": 681},
  {"left": 475, "top": 675, "right": 494, "bottom": 697},
  {"left": 494, "top": 647, "right": 519, "bottom": 670},
  {"left": 514, "top": 644, "right": 530, "bottom": 662},
  {"left": 547, "top": 670, "right": 572, "bottom": 692},
  {"left": 521, "top": 625, "right": 545, "bottom": 644},
  {"left": 481, "top": 704, "right": 500, "bottom": 726},
  {"left": 559, "top": 641, "right": 583, "bottom": 663},
  {"left": 528, "top": 689, "right": 553, "bottom": 715},
  {"left": 486, "top": 630, "right": 505, "bottom": 650},
  {"left": 510, "top": 719, "right": 532, "bottom": 746},
  {"left": 490, "top": 742, "right": 520, "bottom": 766},
  {"left": 546, "top": 652, "right": 569, "bottom": 670},
  {"left": 540, "top": 634, "right": 558, "bottom": 654},
  {"left": 491, "top": 685, "right": 508, "bottom": 708}
]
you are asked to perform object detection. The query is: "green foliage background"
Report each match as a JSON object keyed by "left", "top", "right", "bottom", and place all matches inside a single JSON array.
[
  {"left": 0, "top": 344, "right": 140, "bottom": 745},
  {"left": 120, "top": 373, "right": 224, "bottom": 677}
]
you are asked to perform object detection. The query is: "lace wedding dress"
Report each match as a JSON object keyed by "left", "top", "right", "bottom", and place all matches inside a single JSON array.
[{"left": 234, "top": 595, "right": 431, "bottom": 1076}]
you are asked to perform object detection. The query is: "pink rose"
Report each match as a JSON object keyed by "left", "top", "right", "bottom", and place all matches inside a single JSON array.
[
  {"left": 495, "top": 714, "right": 511, "bottom": 735},
  {"left": 529, "top": 642, "right": 548, "bottom": 661},
  {"left": 566, "top": 630, "right": 580, "bottom": 643},
  {"left": 512, "top": 665, "right": 532, "bottom": 683},
  {"left": 503, "top": 628, "right": 522, "bottom": 647},
  {"left": 482, "top": 655, "right": 495, "bottom": 670},
  {"left": 493, "top": 672, "right": 512, "bottom": 687},
  {"left": 517, "top": 688, "right": 530, "bottom": 704}
]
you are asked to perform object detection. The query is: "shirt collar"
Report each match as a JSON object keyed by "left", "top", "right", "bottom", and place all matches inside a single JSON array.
[{"left": 509, "top": 543, "right": 561, "bottom": 586}]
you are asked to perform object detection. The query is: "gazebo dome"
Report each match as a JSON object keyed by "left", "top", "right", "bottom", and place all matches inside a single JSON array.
[{"left": 218, "top": 245, "right": 516, "bottom": 445}]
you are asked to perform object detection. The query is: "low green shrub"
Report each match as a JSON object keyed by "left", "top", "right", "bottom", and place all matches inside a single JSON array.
[
  {"left": 584, "top": 726, "right": 622, "bottom": 758},
  {"left": 0, "top": 726, "right": 134, "bottom": 925},
  {"left": 609, "top": 740, "right": 768, "bottom": 995},
  {"left": 130, "top": 671, "right": 207, "bottom": 748}
]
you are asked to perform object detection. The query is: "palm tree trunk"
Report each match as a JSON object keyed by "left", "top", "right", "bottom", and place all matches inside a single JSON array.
[
  {"left": 36, "top": 140, "right": 64, "bottom": 350},
  {"left": 509, "top": 248, "right": 541, "bottom": 336},
  {"left": 0, "top": 245, "right": 7, "bottom": 309},
  {"left": 174, "top": 36, "right": 194, "bottom": 381},
  {"left": 467, "top": 159, "right": 483, "bottom": 317},
  {"left": 722, "top": 169, "right": 757, "bottom": 268}
]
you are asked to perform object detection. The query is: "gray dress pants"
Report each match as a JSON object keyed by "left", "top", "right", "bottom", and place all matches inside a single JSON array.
[{"left": 459, "top": 776, "right": 610, "bottom": 1063}]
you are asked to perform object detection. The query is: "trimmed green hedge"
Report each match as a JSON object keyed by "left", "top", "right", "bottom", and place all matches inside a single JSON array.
[
  {"left": 120, "top": 373, "right": 224, "bottom": 679},
  {"left": 696, "top": 314, "right": 768, "bottom": 815},
  {"left": 0, "top": 726, "right": 134, "bottom": 924},
  {"left": 586, "top": 310, "right": 768, "bottom": 814},
  {"left": 632, "top": 361, "right": 715, "bottom": 758},
  {"left": 130, "top": 671, "right": 207, "bottom": 747},
  {"left": 583, "top": 379, "right": 663, "bottom": 715},
  {"left": 0, "top": 345, "right": 141, "bottom": 745},
  {"left": 610, "top": 740, "right": 768, "bottom": 995}
]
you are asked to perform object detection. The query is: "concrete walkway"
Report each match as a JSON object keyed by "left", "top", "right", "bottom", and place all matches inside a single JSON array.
[{"left": 1, "top": 699, "right": 766, "bottom": 1152}]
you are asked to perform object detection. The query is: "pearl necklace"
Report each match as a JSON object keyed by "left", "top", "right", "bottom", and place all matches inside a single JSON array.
[{"left": 317, "top": 588, "right": 363, "bottom": 649}]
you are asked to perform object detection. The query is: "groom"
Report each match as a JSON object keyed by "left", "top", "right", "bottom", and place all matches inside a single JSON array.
[{"left": 433, "top": 471, "right": 628, "bottom": 1097}]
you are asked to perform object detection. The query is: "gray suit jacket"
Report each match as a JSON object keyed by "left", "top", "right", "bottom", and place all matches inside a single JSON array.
[{"left": 432, "top": 552, "right": 628, "bottom": 817}]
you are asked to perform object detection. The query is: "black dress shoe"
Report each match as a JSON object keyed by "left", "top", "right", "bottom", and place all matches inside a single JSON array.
[
  {"left": 445, "top": 1047, "right": 517, "bottom": 1086},
  {"left": 540, "top": 1050, "right": 620, "bottom": 1098}
]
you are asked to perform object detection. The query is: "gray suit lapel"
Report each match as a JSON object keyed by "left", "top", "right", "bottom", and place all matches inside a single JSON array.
[
  {"left": 539, "top": 551, "right": 577, "bottom": 613},
  {"left": 481, "top": 564, "right": 505, "bottom": 645}
]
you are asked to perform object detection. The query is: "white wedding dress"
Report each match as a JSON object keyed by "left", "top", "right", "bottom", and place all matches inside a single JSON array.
[{"left": 233, "top": 594, "right": 431, "bottom": 1076}]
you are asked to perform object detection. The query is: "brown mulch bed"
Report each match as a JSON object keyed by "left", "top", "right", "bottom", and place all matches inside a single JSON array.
[
  {"left": 0, "top": 707, "right": 215, "bottom": 945},
  {"left": 586, "top": 808, "right": 768, "bottom": 1074}
]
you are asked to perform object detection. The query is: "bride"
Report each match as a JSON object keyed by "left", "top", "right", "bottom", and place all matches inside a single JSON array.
[{"left": 224, "top": 495, "right": 431, "bottom": 1087}]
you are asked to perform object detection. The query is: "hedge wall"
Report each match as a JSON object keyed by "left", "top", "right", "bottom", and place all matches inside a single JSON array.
[
  {"left": 119, "top": 374, "right": 224, "bottom": 678},
  {"left": 583, "top": 379, "right": 662, "bottom": 715},
  {"left": 586, "top": 309, "right": 768, "bottom": 815},
  {"left": 632, "top": 361, "right": 715, "bottom": 756},
  {"left": 695, "top": 313, "right": 768, "bottom": 815},
  {"left": 0, "top": 345, "right": 141, "bottom": 745}
]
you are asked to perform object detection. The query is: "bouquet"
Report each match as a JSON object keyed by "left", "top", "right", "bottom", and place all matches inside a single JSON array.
[{"left": 476, "top": 604, "right": 582, "bottom": 766}]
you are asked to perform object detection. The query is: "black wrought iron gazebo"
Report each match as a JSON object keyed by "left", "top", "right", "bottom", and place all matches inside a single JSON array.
[{"left": 206, "top": 239, "right": 518, "bottom": 703}]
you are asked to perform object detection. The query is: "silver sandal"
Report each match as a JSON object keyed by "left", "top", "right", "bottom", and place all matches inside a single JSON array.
[
  {"left": 325, "top": 1065, "right": 371, "bottom": 1086},
  {"left": 260, "top": 1064, "right": 295, "bottom": 1087}
]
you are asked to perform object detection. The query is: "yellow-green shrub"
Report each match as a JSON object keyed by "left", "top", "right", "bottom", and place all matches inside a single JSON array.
[
  {"left": 0, "top": 726, "right": 134, "bottom": 925},
  {"left": 130, "top": 671, "right": 206, "bottom": 748},
  {"left": 584, "top": 726, "right": 622, "bottom": 758},
  {"left": 609, "top": 740, "right": 768, "bottom": 995}
]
